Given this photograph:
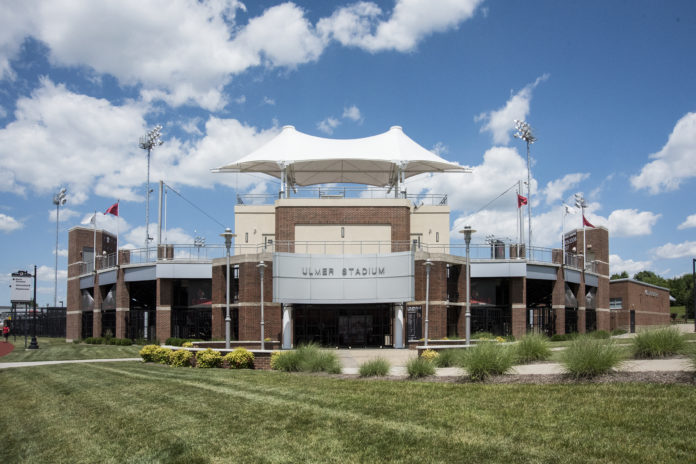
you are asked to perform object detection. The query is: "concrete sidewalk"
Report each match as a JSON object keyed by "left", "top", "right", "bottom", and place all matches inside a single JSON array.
[{"left": 0, "top": 358, "right": 141, "bottom": 369}]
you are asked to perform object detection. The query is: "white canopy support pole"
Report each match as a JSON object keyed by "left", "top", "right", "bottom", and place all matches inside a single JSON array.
[
  {"left": 279, "top": 163, "right": 287, "bottom": 199},
  {"left": 157, "top": 180, "right": 163, "bottom": 247}
]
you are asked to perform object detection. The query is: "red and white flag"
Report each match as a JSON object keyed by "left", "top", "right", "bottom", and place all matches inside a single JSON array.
[
  {"left": 517, "top": 194, "right": 528, "bottom": 208},
  {"left": 583, "top": 215, "right": 595, "bottom": 228},
  {"left": 105, "top": 202, "right": 119, "bottom": 216}
]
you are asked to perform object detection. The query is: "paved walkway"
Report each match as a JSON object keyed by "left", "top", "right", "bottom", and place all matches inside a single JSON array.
[{"left": 0, "top": 358, "right": 141, "bottom": 369}]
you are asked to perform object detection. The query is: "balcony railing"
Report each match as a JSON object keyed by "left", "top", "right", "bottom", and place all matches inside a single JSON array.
[
  {"left": 76, "top": 240, "right": 595, "bottom": 275},
  {"left": 236, "top": 187, "right": 448, "bottom": 206}
]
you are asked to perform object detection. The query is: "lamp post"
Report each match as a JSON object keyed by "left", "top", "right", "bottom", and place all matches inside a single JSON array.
[
  {"left": 28, "top": 265, "right": 39, "bottom": 350},
  {"left": 514, "top": 120, "right": 536, "bottom": 258},
  {"left": 423, "top": 259, "right": 433, "bottom": 347},
  {"left": 139, "top": 125, "right": 164, "bottom": 253},
  {"left": 460, "top": 226, "right": 477, "bottom": 346},
  {"left": 257, "top": 261, "right": 267, "bottom": 350},
  {"left": 220, "top": 228, "right": 235, "bottom": 349},
  {"left": 52, "top": 187, "right": 67, "bottom": 307},
  {"left": 574, "top": 193, "right": 588, "bottom": 269},
  {"left": 692, "top": 258, "right": 695, "bottom": 332}
]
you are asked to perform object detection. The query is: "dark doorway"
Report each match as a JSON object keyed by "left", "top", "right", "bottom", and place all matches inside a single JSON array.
[
  {"left": 294, "top": 304, "right": 392, "bottom": 347},
  {"left": 630, "top": 310, "right": 636, "bottom": 333},
  {"left": 447, "top": 306, "right": 460, "bottom": 338},
  {"left": 526, "top": 279, "right": 554, "bottom": 336},
  {"left": 407, "top": 306, "right": 422, "bottom": 341},
  {"left": 128, "top": 281, "right": 156, "bottom": 341}
]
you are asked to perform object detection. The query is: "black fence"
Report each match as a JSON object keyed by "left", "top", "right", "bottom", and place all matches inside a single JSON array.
[
  {"left": 471, "top": 306, "right": 511, "bottom": 336},
  {"left": 5, "top": 307, "right": 66, "bottom": 338}
]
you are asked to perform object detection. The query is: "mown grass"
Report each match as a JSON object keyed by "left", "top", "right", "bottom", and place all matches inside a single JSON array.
[
  {"left": 1, "top": 362, "right": 695, "bottom": 463},
  {"left": 0, "top": 337, "right": 142, "bottom": 363}
]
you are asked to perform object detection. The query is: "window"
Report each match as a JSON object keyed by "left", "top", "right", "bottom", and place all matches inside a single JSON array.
[
  {"left": 610, "top": 298, "right": 622, "bottom": 310},
  {"left": 245, "top": 232, "right": 248, "bottom": 243},
  {"left": 436, "top": 232, "right": 440, "bottom": 243}
]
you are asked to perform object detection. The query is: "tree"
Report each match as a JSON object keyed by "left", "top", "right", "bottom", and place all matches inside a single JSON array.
[
  {"left": 610, "top": 271, "right": 629, "bottom": 280},
  {"left": 633, "top": 270, "right": 668, "bottom": 288}
]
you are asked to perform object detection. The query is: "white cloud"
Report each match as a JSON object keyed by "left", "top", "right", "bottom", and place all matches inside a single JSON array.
[
  {"left": 607, "top": 209, "right": 660, "bottom": 237},
  {"left": 543, "top": 173, "right": 589, "bottom": 205},
  {"left": 36, "top": 264, "right": 67, "bottom": 282},
  {"left": 180, "top": 118, "right": 203, "bottom": 136},
  {"left": 0, "top": 105, "right": 7, "bottom": 118},
  {"left": 0, "top": 213, "right": 22, "bottom": 232},
  {"left": 262, "top": 96, "right": 276, "bottom": 106},
  {"left": 317, "top": 117, "right": 341, "bottom": 135},
  {"left": 610, "top": 254, "right": 652, "bottom": 276},
  {"left": 318, "top": 0, "right": 482, "bottom": 53},
  {"left": 475, "top": 74, "right": 549, "bottom": 145},
  {"left": 652, "top": 241, "right": 696, "bottom": 259},
  {"left": 53, "top": 248, "right": 68, "bottom": 257},
  {"left": 678, "top": 213, "right": 696, "bottom": 230},
  {"left": 48, "top": 207, "right": 79, "bottom": 222},
  {"left": 631, "top": 112, "right": 696, "bottom": 194},
  {"left": 126, "top": 224, "right": 193, "bottom": 246},
  {"left": 0, "top": 1, "right": 36, "bottom": 80},
  {"left": 431, "top": 142, "right": 449, "bottom": 156},
  {"left": 234, "top": 95, "right": 246, "bottom": 104},
  {"left": 342, "top": 105, "right": 362, "bottom": 122}
]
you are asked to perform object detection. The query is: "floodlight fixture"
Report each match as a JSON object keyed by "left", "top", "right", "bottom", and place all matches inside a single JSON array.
[
  {"left": 513, "top": 119, "right": 536, "bottom": 257},
  {"left": 139, "top": 125, "right": 164, "bottom": 252},
  {"left": 53, "top": 187, "right": 67, "bottom": 306}
]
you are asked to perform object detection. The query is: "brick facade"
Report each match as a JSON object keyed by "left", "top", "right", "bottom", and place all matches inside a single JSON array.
[{"left": 609, "top": 279, "right": 670, "bottom": 330}]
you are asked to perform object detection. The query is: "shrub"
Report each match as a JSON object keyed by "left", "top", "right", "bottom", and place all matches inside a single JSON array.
[
  {"left": 196, "top": 348, "right": 223, "bottom": 368},
  {"left": 182, "top": 341, "right": 194, "bottom": 348},
  {"left": 631, "top": 327, "right": 686, "bottom": 359},
  {"left": 358, "top": 358, "right": 391, "bottom": 377},
  {"left": 473, "top": 331, "right": 495, "bottom": 340},
  {"left": 550, "top": 333, "right": 578, "bottom": 342},
  {"left": 84, "top": 337, "right": 104, "bottom": 345},
  {"left": 590, "top": 330, "right": 611, "bottom": 340},
  {"left": 165, "top": 337, "right": 186, "bottom": 346},
  {"left": 516, "top": 333, "right": 552, "bottom": 364},
  {"left": 139, "top": 345, "right": 159, "bottom": 362},
  {"left": 420, "top": 349, "right": 439, "bottom": 362},
  {"left": 434, "top": 348, "right": 466, "bottom": 368},
  {"left": 169, "top": 349, "right": 194, "bottom": 367},
  {"left": 153, "top": 347, "right": 173, "bottom": 364},
  {"left": 459, "top": 342, "right": 515, "bottom": 381},
  {"left": 271, "top": 344, "right": 340, "bottom": 373},
  {"left": 223, "top": 348, "right": 255, "bottom": 369},
  {"left": 611, "top": 328, "right": 627, "bottom": 336},
  {"left": 72, "top": 339, "right": 82, "bottom": 344},
  {"left": 406, "top": 357, "right": 436, "bottom": 378},
  {"left": 271, "top": 350, "right": 300, "bottom": 372},
  {"left": 270, "top": 351, "right": 285, "bottom": 370},
  {"left": 560, "top": 336, "right": 623, "bottom": 378}
]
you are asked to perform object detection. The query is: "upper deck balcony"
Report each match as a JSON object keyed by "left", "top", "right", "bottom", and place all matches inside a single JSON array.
[{"left": 235, "top": 186, "right": 448, "bottom": 206}]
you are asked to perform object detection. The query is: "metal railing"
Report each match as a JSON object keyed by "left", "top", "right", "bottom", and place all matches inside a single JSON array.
[{"left": 236, "top": 187, "right": 448, "bottom": 206}]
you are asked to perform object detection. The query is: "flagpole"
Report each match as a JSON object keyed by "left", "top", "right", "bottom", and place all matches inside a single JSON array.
[
  {"left": 518, "top": 180, "right": 524, "bottom": 248},
  {"left": 116, "top": 200, "right": 120, "bottom": 266},
  {"left": 561, "top": 206, "right": 565, "bottom": 266},
  {"left": 93, "top": 210, "right": 97, "bottom": 272}
]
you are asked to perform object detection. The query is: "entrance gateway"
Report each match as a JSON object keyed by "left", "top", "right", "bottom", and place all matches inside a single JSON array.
[{"left": 294, "top": 304, "right": 392, "bottom": 347}]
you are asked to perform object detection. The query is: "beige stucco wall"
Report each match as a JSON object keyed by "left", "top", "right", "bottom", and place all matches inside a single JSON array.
[
  {"left": 295, "top": 224, "right": 392, "bottom": 254},
  {"left": 234, "top": 205, "right": 275, "bottom": 254},
  {"left": 410, "top": 205, "right": 450, "bottom": 251}
]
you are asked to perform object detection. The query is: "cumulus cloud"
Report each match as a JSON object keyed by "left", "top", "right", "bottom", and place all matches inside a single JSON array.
[
  {"left": 431, "top": 142, "right": 448, "bottom": 156},
  {"left": 48, "top": 207, "right": 79, "bottom": 222},
  {"left": 0, "top": 79, "right": 279, "bottom": 203},
  {"left": 36, "top": 264, "right": 67, "bottom": 282},
  {"left": 262, "top": 96, "right": 276, "bottom": 106},
  {"left": 125, "top": 224, "right": 194, "bottom": 247},
  {"left": 53, "top": 248, "right": 68, "bottom": 257},
  {"left": 342, "top": 105, "right": 362, "bottom": 122},
  {"left": 318, "top": 0, "right": 482, "bottom": 53},
  {"left": 610, "top": 254, "right": 652, "bottom": 276},
  {"left": 0, "top": 213, "right": 23, "bottom": 232},
  {"left": 543, "top": 173, "right": 589, "bottom": 205},
  {"left": 678, "top": 213, "right": 696, "bottom": 230},
  {"left": 631, "top": 112, "right": 696, "bottom": 194},
  {"left": 606, "top": 209, "right": 660, "bottom": 237},
  {"left": 652, "top": 241, "right": 696, "bottom": 259},
  {"left": 475, "top": 74, "right": 549, "bottom": 145},
  {"left": 317, "top": 117, "right": 341, "bottom": 135}
]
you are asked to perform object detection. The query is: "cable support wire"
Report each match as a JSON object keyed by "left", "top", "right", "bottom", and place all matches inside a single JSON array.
[
  {"left": 162, "top": 182, "right": 226, "bottom": 229},
  {"left": 470, "top": 181, "right": 520, "bottom": 216}
]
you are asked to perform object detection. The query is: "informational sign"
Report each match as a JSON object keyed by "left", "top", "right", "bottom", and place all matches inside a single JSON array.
[
  {"left": 11, "top": 271, "right": 32, "bottom": 302},
  {"left": 273, "top": 251, "right": 414, "bottom": 304}
]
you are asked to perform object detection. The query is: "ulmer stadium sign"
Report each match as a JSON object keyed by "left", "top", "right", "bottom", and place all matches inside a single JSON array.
[{"left": 273, "top": 251, "right": 414, "bottom": 304}]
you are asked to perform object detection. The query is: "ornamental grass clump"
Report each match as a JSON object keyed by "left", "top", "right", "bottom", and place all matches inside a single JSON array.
[
  {"left": 560, "top": 336, "right": 623, "bottom": 378},
  {"left": 516, "top": 333, "right": 552, "bottom": 364},
  {"left": 271, "top": 344, "right": 341, "bottom": 373},
  {"left": 459, "top": 342, "right": 515, "bottom": 381},
  {"left": 139, "top": 344, "right": 159, "bottom": 362},
  {"left": 196, "top": 348, "right": 222, "bottom": 368},
  {"left": 434, "top": 348, "right": 466, "bottom": 368},
  {"left": 168, "top": 349, "right": 194, "bottom": 367},
  {"left": 358, "top": 358, "right": 391, "bottom": 377},
  {"left": 631, "top": 327, "right": 686, "bottom": 359},
  {"left": 406, "top": 357, "right": 435, "bottom": 378},
  {"left": 223, "top": 348, "right": 255, "bottom": 369}
]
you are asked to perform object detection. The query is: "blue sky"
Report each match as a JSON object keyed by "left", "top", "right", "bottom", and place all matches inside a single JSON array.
[{"left": 1, "top": 0, "right": 695, "bottom": 306}]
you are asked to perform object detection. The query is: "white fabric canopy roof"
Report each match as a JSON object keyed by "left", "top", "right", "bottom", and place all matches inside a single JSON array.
[{"left": 212, "top": 125, "right": 470, "bottom": 187}]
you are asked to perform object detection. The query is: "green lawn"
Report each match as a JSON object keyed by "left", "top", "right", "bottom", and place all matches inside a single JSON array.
[
  {"left": 1, "top": 362, "right": 695, "bottom": 463},
  {"left": 0, "top": 337, "right": 142, "bottom": 363}
]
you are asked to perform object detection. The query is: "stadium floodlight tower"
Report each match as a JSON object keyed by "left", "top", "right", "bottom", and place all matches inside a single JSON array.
[
  {"left": 513, "top": 120, "right": 536, "bottom": 258},
  {"left": 139, "top": 125, "right": 164, "bottom": 252},
  {"left": 53, "top": 187, "right": 67, "bottom": 307},
  {"left": 574, "top": 192, "right": 589, "bottom": 269}
]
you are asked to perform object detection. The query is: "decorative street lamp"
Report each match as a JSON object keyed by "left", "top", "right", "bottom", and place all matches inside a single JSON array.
[
  {"left": 257, "top": 261, "right": 267, "bottom": 350},
  {"left": 514, "top": 120, "right": 536, "bottom": 257},
  {"left": 460, "top": 226, "right": 477, "bottom": 346},
  {"left": 220, "top": 228, "right": 236, "bottom": 349},
  {"left": 52, "top": 187, "right": 67, "bottom": 307},
  {"left": 423, "top": 259, "right": 433, "bottom": 347},
  {"left": 28, "top": 265, "right": 39, "bottom": 350},
  {"left": 139, "top": 125, "right": 164, "bottom": 252}
]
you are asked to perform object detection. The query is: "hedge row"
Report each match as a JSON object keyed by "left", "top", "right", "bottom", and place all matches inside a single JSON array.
[
  {"left": 139, "top": 345, "right": 254, "bottom": 369},
  {"left": 83, "top": 337, "right": 133, "bottom": 346}
]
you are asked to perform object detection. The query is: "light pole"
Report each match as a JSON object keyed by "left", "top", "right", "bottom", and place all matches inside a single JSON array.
[
  {"left": 460, "top": 226, "right": 477, "bottom": 346},
  {"left": 692, "top": 258, "right": 695, "bottom": 332},
  {"left": 423, "top": 259, "right": 433, "bottom": 347},
  {"left": 139, "top": 125, "right": 164, "bottom": 253},
  {"left": 52, "top": 187, "right": 67, "bottom": 307},
  {"left": 514, "top": 120, "right": 536, "bottom": 258},
  {"left": 574, "top": 193, "right": 588, "bottom": 269},
  {"left": 28, "top": 265, "right": 38, "bottom": 349},
  {"left": 257, "top": 261, "right": 267, "bottom": 350},
  {"left": 220, "top": 228, "right": 235, "bottom": 349}
]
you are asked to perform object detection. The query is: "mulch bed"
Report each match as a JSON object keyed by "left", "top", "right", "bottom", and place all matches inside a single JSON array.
[{"left": 0, "top": 342, "right": 15, "bottom": 357}]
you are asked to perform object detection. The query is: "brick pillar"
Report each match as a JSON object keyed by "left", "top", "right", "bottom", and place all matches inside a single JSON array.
[
  {"left": 156, "top": 279, "right": 172, "bottom": 343},
  {"left": 554, "top": 307, "right": 565, "bottom": 335},
  {"left": 92, "top": 277, "right": 102, "bottom": 338},
  {"left": 577, "top": 279, "right": 586, "bottom": 333},
  {"left": 211, "top": 264, "right": 226, "bottom": 340},
  {"left": 93, "top": 309, "right": 102, "bottom": 338},
  {"left": 510, "top": 277, "right": 526, "bottom": 338},
  {"left": 552, "top": 267, "right": 565, "bottom": 336},
  {"left": 66, "top": 278, "right": 82, "bottom": 341},
  {"left": 596, "top": 273, "right": 610, "bottom": 332},
  {"left": 115, "top": 267, "right": 129, "bottom": 339}
]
